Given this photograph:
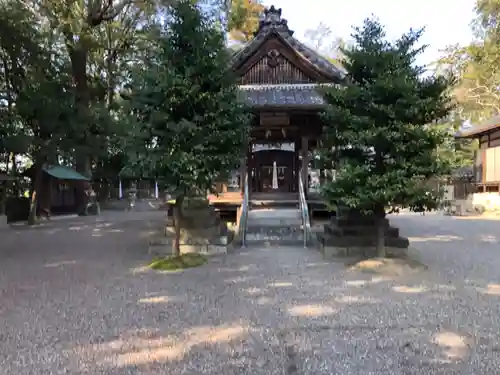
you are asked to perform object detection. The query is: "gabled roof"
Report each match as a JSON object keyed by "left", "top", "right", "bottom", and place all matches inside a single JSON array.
[
  {"left": 238, "top": 83, "right": 339, "bottom": 109},
  {"left": 455, "top": 114, "right": 500, "bottom": 138},
  {"left": 23, "top": 165, "right": 90, "bottom": 181},
  {"left": 230, "top": 6, "right": 345, "bottom": 83}
]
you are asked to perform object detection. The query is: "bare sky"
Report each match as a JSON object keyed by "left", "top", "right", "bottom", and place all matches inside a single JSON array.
[{"left": 262, "top": 0, "right": 476, "bottom": 67}]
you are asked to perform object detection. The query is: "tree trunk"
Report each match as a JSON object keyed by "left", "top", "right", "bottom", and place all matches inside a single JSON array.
[
  {"left": 173, "top": 195, "right": 184, "bottom": 257},
  {"left": 11, "top": 153, "right": 18, "bottom": 196},
  {"left": 375, "top": 207, "right": 386, "bottom": 258},
  {"left": 0, "top": 155, "right": 9, "bottom": 215},
  {"left": 28, "top": 164, "right": 44, "bottom": 225},
  {"left": 69, "top": 44, "right": 92, "bottom": 214}
]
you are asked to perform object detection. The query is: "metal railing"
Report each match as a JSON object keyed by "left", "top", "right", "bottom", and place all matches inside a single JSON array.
[
  {"left": 298, "top": 169, "right": 312, "bottom": 248},
  {"left": 238, "top": 173, "right": 250, "bottom": 247}
]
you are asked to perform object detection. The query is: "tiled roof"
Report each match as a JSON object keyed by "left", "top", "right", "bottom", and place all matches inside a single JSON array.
[
  {"left": 238, "top": 83, "right": 337, "bottom": 108},
  {"left": 455, "top": 114, "right": 500, "bottom": 138},
  {"left": 230, "top": 6, "right": 345, "bottom": 83}
]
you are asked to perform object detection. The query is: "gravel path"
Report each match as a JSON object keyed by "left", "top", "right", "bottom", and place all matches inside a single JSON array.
[{"left": 1, "top": 211, "right": 500, "bottom": 374}]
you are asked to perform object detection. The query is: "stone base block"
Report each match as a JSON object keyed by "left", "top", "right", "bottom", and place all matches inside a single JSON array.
[
  {"left": 320, "top": 244, "right": 407, "bottom": 260},
  {"left": 180, "top": 244, "right": 228, "bottom": 255},
  {"left": 0, "top": 215, "right": 8, "bottom": 229},
  {"left": 150, "top": 235, "right": 229, "bottom": 246},
  {"left": 149, "top": 235, "right": 231, "bottom": 256},
  {"left": 317, "top": 232, "right": 409, "bottom": 249}
]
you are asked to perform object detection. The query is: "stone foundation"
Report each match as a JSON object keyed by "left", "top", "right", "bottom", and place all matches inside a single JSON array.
[
  {"left": 320, "top": 244, "right": 407, "bottom": 260},
  {"left": 317, "top": 209, "right": 409, "bottom": 259},
  {"left": 149, "top": 199, "right": 234, "bottom": 256},
  {"left": 148, "top": 235, "right": 232, "bottom": 256}
]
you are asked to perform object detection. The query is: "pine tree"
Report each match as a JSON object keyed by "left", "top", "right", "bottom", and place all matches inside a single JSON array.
[
  {"left": 124, "top": 0, "right": 251, "bottom": 255},
  {"left": 319, "top": 18, "right": 454, "bottom": 257}
]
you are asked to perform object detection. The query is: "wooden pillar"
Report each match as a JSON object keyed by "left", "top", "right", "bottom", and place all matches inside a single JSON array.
[
  {"left": 301, "top": 136, "right": 309, "bottom": 196},
  {"left": 294, "top": 138, "right": 300, "bottom": 192},
  {"left": 241, "top": 141, "right": 252, "bottom": 199},
  {"left": 240, "top": 157, "right": 246, "bottom": 194}
]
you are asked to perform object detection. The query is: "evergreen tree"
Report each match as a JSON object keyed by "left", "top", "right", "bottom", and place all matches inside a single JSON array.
[
  {"left": 124, "top": 0, "right": 251, "bottom": 255},
  {"left": 319, "top": 18, "right": 454, "bottom": 257}
]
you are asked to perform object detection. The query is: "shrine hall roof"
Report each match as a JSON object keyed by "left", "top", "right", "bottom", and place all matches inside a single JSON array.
[
  {"left": 237, "top": 83, "right": 338, "bottom": 109},
  {"left": 230, "top": 6, "right": 345, "bottom": 83}
]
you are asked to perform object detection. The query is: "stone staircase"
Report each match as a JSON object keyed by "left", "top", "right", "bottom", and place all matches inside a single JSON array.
[{"left": 245, "top": 207, "right": 304, "bottom": 246}]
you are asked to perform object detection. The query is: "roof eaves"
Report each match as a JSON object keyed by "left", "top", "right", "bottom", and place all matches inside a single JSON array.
[
  {"left": 456, "top": 124, "right": 500, "bottom": 138},
  {"left": 279, "top": 32, "right": 346, "bottom": 82}
]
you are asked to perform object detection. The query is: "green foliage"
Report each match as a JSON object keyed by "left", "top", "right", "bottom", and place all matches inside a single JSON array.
[
  {"left": 432, "top": 120, "right": 477, "bottom": 173},
  {"left": 149, "top": 253, "right": 207, "bottom": 270},
  {"left": 124, "top": 0, "right": 251, "bottom": 197},
  {"left": 0, "top": 0, "right": 76, "bottom": 162},
  {"left": 319, "top": 18, "right": 454, "bottom": 215}
]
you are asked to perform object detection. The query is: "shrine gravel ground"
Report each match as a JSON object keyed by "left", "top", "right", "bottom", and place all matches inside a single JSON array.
[{"left": 1, "top": 210, "right": 500, "bottom": 374}]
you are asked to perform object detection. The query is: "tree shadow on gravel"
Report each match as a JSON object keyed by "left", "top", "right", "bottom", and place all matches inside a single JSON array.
[
  {"left": 51, "top": 245, "right": 500, "bottom": 374},
  {"left": 3, "top": 211, "right": 500, "bottom": 374}
]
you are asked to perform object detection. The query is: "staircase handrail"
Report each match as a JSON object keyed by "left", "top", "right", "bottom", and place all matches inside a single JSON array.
[
  {"left": 238, "top": 173, "right": 250, "bottom": 247},
  {"left": 298, "top": 169, "right": 312, "bottom": 247}
]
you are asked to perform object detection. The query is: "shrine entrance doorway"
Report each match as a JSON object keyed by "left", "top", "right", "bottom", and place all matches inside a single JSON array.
[{"left": 250, "top": 143, "right": 297, "bottom": 193}]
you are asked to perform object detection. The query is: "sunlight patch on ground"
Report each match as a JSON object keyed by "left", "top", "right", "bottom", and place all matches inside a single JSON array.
[
  {"left": 268, "top": 281, "right": 293, "bottom": 287},
  {"left": 75, "top": 324, "right": 248, "bottom": 368},
  {"left": 288, "top": 304, "right": 337, "bottom": 317},
  {"left": 68, "top": 226, "right": 86, "bottom": 231},
  {"left": 138, "top": 296, "right": 176, "bottom": 304},
  {"left": 392, "top": 285, "right": 428, "bottom": 294},
  {"left": 348, "top": 257, "right": 427, "bottom": 276},
  {"left": 224, "top": 276, "right": 255, "bottom": 284},
  {"left": 334, "top": 295, "right": 379, "bottom": 304},
  {"left": 345, "top": 279, "right": 370, "bottom": 287},
  {"left": 44, "top": 260, "right": 77, "bottom": 268},
  {"left": 408, "top": 235, "right": 462, "bottom": 242},
  {"left": 243, "top": 287, "right": 264, "bottom": 295},
  {"left": 477, "top": 284, "right": 500, "bottom": 296},
  {"left": 256, "top": 296, "right": 273, "bottom": 305},
  {"left": 455, "top": 215, "right": 500, "bottom": 221},
  {"left": 344, "top": 276, "right": 390, "bottom": 287},
  {"left": 434, "top": 331, "right": 470, "bottom": 360},
  {"left": 95, "top": 222, "right": 113, "bottom": 228},
  {"left": 479, "top": 235, "right": 498, "bottom": 243}
]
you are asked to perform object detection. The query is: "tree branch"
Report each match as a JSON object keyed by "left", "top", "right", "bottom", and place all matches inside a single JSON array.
[{"left": 88, "top": 0, "right": 134, "bottom": 26}]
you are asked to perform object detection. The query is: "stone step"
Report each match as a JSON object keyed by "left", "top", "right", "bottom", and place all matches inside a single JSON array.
[
  {"left": 247, "top": 208, "right": 301, "bottom": 219},
  {"left": 243, "top": 207, "right": 305, "bottom": 244},
  {"left": 247, "top": 218, "right": 302, "bottom": 227},
  {"left": 317, "top": 232, "right": 409, "bottom": 248},
  {"left": 250, "top": 200, "right": 299, "bottom": 209},
  {"left": 243, "top": 239, "right": 305, "bottom": 246},
  {"left": 245, "top": 225, "right": 304, "bottom": 242}
]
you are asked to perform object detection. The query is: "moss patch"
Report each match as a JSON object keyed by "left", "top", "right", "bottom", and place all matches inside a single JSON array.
[{"left": 149, "top": 253, "right": 207, "bottom": 271}]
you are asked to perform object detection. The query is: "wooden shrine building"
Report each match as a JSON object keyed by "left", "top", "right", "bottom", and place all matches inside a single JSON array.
[
  {"left": 210, "top": 5, "right": 344, "bottom": 208},
  {"left": 456, "top": 115, "right": 500, "bottom": 192}
]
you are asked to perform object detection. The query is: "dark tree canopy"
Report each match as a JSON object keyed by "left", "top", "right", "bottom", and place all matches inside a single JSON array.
[
  {"left": 319, "top": 18, "right": 454, "bottom": 221},
  {"left": 124, "top": 0, "right": 250, "bottom": 198}
]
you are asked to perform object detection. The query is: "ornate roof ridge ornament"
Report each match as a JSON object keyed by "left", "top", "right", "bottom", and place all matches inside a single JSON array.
[{"left": 254, "top": 5, "right": 294, "bottom": 37}]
